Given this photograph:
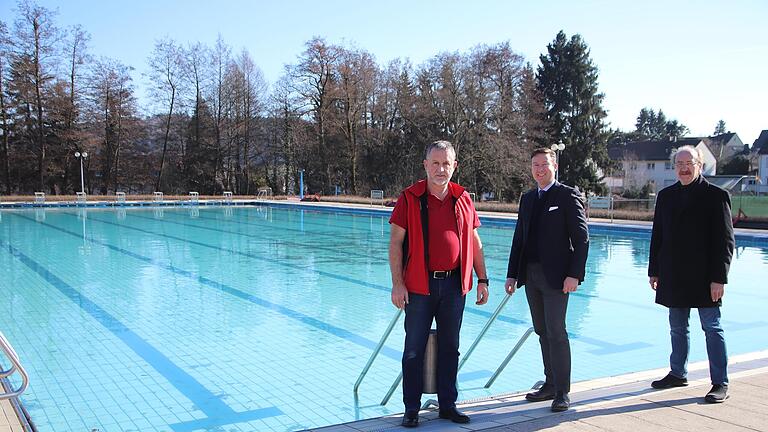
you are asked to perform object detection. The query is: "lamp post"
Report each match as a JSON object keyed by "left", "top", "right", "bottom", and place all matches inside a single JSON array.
[
  {"left": 74, "top": 151, "right": 88, "bottom": 194},
  {"left": 550, "top": 140, "right": 565, "bottom": 181}
]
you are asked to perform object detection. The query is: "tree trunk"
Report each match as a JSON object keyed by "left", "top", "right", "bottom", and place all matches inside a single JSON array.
[
  {"left": 0, "top": 72, "right": 10, "bottom": 195},
  {"left": 33, "top": 20, "right": 46, "bottom": 192},
  {"left": 155, "top": 86, "right": 175, "bottom": 192}
]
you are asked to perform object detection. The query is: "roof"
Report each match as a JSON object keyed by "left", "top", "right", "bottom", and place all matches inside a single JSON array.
[
  {"left": 702, "top": 132, "right": 737, "bottom": 145},
  {"left": 754, "top": 130, "right": 768, "bottom": 155},
  {"left": 608, "top": 138, "right": 703, "bottom": 161},
  {"left": 704, "top": 175, "right": 751, "bottom": 191}
]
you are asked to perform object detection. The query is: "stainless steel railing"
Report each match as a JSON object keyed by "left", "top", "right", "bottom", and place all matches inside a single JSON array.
[
  {"left": 353, "top": 309, "right": 402, "bottom": 396},
  {"left": 379, "top": 293, "right": 516, "bottom": 405},
  {"left": 484, "top": 326, "right": 535, "bottom": 388},
  {"left": 0, "top": 331, "right": 29, "bottom": 400},
  {"left": 355, "top": 293, "right": 536, "bottom": 406}
]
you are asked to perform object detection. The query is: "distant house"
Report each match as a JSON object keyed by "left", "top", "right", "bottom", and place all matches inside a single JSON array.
[
  {"left": 700, "top": 132, "right": 746, "bottom": 164},
  {"left": 606, "top": 138, "right": 716, "bottom": 194},
  {"left": 754, "top": 130, "right": 768, "bottom": 187}
]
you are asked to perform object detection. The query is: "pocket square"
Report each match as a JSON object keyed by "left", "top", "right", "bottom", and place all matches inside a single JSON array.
[{"left": 548, "top": 206, "right": 559, "bottom": 211}]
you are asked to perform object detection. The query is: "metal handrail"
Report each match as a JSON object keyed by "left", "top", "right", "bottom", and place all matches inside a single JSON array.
[
  {"left": 457, "top": 293, "right": 512, "bottom": 371},
  {"left": 484, "top": 326, "right": 535, "bottom": 388},
  {"left": 381, "top": 293, "right": 513, "bottom": 406},
  {"left": 0, "top": 331, "right": 29, "bottom": 400},
  {"left": 353, "top": 309, "right": 402, "bottom": 395},
  {"left": 381, "top": 369, "right": 403, "bottom": 406}
]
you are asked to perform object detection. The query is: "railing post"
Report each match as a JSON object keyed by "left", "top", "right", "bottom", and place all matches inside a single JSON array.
[
  {"left": 353, "top": 309, "right": 402, "bottom": 395},
  {"left": 381, "top": 370, "right": 403, "bottom": 406},
  {"left": 457, "top": 293, "right": 511, "bottom": 372},
  {"left": 484, "top": 327, "right": 535, "bottom": 388},
  {"left": 381, "top": 293, "right": 512, "bottom": 406}
]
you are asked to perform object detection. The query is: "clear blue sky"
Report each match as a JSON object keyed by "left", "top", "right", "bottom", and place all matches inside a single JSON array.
[{"left": 2, "top": 0, "right": 766, "bottom": 144}]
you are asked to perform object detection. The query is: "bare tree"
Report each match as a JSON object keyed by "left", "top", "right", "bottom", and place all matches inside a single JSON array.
[
  {"left": 147, "top": 37, "right": 185, "bottom": 192},
  {"left": 233, "top": 49, "right": 266, "bottom": 194},
  {"left": 334, "top": 45, "right": 376, "bottom": 194},
  {"left": 182, "top": 44, "right": 208, "bottom": 148},
  {"left": 0, "top": 20, "right": 12, "bottom": 194},
  {"left": 289, "top": 37, "right": 340, "bottom": 193},
  {"left": 269, "top": 74, "right": 305, "bottom": 194},
  {"left": 208, "top": 35, "right": 230, "bottom": 191},
  {"left": 14, "top": 0, "right": 60, "bottom": 191},
  {"left": 88, "top": 57, "right": 135, "bottom": 193},
  {"left": 59, "top": 24, "right": 90, "bottom": 191}
]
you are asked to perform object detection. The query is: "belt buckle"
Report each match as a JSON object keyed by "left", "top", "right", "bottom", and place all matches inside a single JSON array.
[{"left": 433, "top": 270, "right": 448, "bottom": 279}]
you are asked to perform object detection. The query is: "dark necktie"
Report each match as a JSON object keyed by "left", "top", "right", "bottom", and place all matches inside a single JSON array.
[{"left": 538, "top": 189, "right": 544, "bottom": 200}]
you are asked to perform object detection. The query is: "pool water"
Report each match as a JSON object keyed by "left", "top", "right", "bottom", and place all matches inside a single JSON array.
[{"left": 0, "top": 206, "right": 766, "bottom": 431}]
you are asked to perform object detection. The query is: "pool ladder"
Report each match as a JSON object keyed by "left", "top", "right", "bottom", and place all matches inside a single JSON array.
[
  {"left": 0, "top": 331, "right": 29, "bottom": 400},
  {"left": 353, "top": 294, "right": 535, "bottom": 405}
]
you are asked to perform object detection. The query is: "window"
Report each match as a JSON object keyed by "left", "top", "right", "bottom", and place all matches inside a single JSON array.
[
  {"left": 629, "top": 162, "right": 637, "bottom": 170},
  {"left": 665, "top": 161, "right": 672, "bottom": 170},
  {"left": 647, "top": 162, "right": 655, "bottom": 170}
]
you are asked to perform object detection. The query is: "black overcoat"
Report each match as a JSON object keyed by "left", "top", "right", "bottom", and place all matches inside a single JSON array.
[{"left": 648, "top": 176, "right": 735, "bottom": 308}]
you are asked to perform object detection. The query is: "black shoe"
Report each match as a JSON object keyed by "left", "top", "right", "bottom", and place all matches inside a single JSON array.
[
  {"left": 525, "top": 383, "right": 556, "bottom": 402},
  {"left": 401, "top": 410, "right": 419, "bottom": 428},
  {"left": 704, "top": 384, "right": 729, "bottom": 403},
  {"left": 438, "top": 407, "right": 470, "bottom": 424},
  {"left": 551, "top": 391, "right": 570, "bottom": 412},
  {"left": 651, "top": 373, "right": 688, "bottom": 389}
]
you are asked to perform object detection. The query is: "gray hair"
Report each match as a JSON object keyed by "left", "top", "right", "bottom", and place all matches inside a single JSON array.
[
  {"left": 425, "top": 140, "right": 456, "bottom": 160},
  {"left": 672, "top": 145, "right": 703, "bottom": 164}
]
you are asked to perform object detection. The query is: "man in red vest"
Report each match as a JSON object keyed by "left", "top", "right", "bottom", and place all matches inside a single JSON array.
[{"left": 389, "top": 140, "right": 489, "bottom": 428}]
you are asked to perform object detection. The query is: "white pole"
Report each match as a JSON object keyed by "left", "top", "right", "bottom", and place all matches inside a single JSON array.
[{"left": 79, "top": 157, "right": 85, "bottom": 194}]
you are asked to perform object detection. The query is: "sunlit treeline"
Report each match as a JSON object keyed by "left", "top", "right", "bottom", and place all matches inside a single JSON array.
[{"left": 0, "top": 1, "right": 611, "bottom": 199}]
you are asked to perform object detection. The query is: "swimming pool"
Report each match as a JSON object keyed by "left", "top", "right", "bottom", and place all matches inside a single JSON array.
[{"left": 1, "top": 205, "right": 766, "bottom": 431}]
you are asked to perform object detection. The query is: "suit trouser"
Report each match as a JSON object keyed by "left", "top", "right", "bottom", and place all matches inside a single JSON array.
[
  {"left": 402, "top": 272, "right": 465, "bottom": 411},
  {"left": 525, "top": 263, "right": 571, "bottom": 393}
]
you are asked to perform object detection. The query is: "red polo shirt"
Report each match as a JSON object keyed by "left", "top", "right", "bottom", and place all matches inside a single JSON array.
[{"left": 390, "top": 192, "right": 480, "bottom": 271}]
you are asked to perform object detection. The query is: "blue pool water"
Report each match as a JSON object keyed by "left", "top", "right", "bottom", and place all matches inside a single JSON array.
[{"left": 0, "top": 205, "right": 766, "bottom": 431}]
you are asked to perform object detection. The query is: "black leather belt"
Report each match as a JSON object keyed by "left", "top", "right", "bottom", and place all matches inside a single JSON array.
[{"left": 430, "top": 269, "right": 458, "bottom": 279}]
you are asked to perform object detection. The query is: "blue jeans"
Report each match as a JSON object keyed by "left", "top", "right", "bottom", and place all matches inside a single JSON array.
[
  {"left": 402, "top": 273, "right": 465, "bottom": 411},
  {"left": 668, "top": 307, "right": 728, "bottom": 385}
]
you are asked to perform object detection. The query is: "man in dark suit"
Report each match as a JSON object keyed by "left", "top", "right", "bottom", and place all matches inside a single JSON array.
[
  {"left": 648, "top": 145, "right": 735, "bottom": 403},
  {"left": 504, "top": 147, "right": 589, "bottom": 412}
]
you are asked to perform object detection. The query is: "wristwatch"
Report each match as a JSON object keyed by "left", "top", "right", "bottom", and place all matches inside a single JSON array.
[{"left": 477, "top": 278, "right": 489, "bottom": 285}]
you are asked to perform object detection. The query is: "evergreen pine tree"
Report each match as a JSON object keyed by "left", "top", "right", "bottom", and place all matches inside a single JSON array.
[
  {"left": 536, "top": 31, "right": 609, "bottom": 193},
  {"left": 714, "top": 119, "right": 727, "bottom": 135}
]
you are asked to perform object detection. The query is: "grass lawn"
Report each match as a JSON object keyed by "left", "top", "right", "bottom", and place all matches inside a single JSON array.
[{"left": 733, "top": 195, "right": 768, "bottom": 219}]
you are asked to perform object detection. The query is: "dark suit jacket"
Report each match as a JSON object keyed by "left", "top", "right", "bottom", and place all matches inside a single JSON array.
[
  {"left": 507, "top": 182, "right": 589, "bottom": 289},
  {"left": 648, "top": 176, "right": 735, "bottom": 308}
]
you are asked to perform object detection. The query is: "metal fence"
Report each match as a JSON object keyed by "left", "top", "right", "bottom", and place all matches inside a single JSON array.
[
  {"left": 586, "top": 196, "right": 655, "bottom": 222},
  {"left": 587, "top": 192, "right": 768, "bottom": 226}
]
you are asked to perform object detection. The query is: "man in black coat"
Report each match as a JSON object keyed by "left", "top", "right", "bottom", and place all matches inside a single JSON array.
[
  {"left": 505, "top": 148, "right": 589, "bottom": 412},
  {"left": 648, "top": 145, "right": 735, "bottom": 403}
]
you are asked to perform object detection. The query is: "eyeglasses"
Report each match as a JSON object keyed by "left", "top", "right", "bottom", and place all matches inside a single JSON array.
[{"left": 674, "top": 161, "right": 699, "bottom": 168}]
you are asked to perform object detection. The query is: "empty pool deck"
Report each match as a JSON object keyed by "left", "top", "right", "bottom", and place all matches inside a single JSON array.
[{"left": 315, "top": 351, "right": 768, "bottom": 432}]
